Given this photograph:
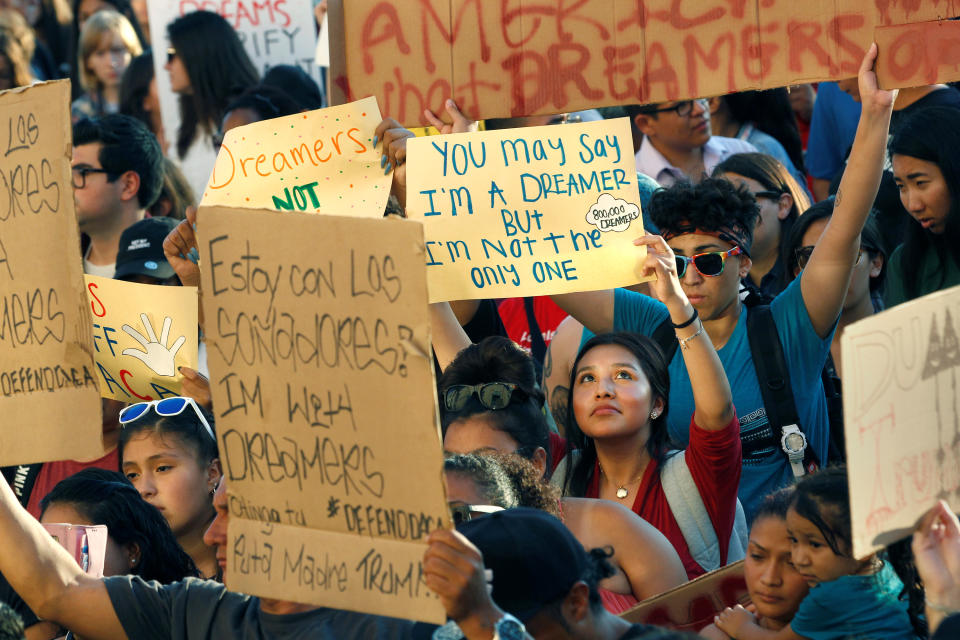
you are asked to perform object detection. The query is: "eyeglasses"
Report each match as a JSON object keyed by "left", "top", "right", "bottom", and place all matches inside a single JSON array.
[
  {"left": 166, "top": 47, "right": 177, "bottom": 64},
  {"left": 794, "top": 245, "right": 863, "bottom": 271},
  {"left": 643, "top": 98, "right": 709, "bottom": 118},
  {"left": 753, "top": 190, "right": 783, "bottom": 201},
  {"left": 71, "top": 166, "right": 113, "bottom": 189},
  {"left": 119, "top": 397, "right": 216, "bottom": 442},
  {"left": 675, "top": 246, "right": 743, "bottom": 278},
  {"left": 449, "top": 503, "right": 503, "bottom": 525},
  {"left": 443, "top": 382, "right": 521, "bottom": 412}
]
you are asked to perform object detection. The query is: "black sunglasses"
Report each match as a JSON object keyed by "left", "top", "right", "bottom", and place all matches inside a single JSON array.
[
  {"left": 675, "top": 246, "right": 743, "bottom": 278},
  {"left": 443, "top": 382, "right": 521, "bottom": 412}
]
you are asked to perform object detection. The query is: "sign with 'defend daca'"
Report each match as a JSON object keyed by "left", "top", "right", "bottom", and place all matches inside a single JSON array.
[
  {"left": 406, "top": 117, "right": 649, "bottom": 302},
  {"left": 0, "top": 81, "right": 103, "bottom": 466},
  {"left": 84, "top": 276, "right": 198, "bottom": 402},
  {"left": 198, "top": 205, "right": 448, "bottom": 623}
]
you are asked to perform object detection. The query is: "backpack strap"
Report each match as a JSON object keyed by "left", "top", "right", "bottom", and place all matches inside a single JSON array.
[
  {"left": 522, "top": 297, "right": 548, "bottom": 382},
  {"left": 650, "top": 314, "right": 679, "bottom": 364},
  {"left": 745, "top": 305, "right": 820, "bottom": 472},
  {"left": 660, "top": 452, "right": 748, "bottom": 572}
]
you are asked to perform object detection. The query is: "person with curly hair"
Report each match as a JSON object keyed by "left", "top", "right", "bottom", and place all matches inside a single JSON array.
[
  {"left": 552, "top": 45, "right": 895, "bottom": 520},
  {"left": 444, "top": 452, "right": 687, "bottom": 613}
]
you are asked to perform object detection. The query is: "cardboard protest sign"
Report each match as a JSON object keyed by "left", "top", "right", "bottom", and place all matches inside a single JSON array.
[
  {"left": 0, "top": 81, "right": 103, "bottom": 465},
  {"left": 329, "top": 0, "right": 960, "bottom": 126},
  {"left": 621, "top": 561, "right": 748, "bottom": 631},
  {"left": 201, "top": 97, "right": 391, "bottom": 217},
  {"left": 406, "top": 118, "right": 647, "bottom": 302},
  {"left": 843, "top": 285, "right": 960, "bottom": 559},
  {"left": 83, "top": 276, "right": 198, "bottom": 402},
  {"left": 147, "top": 0, "right": 322, "bottom": 195},
  {"left": 198, "top": 206, "right": 448, "bottom": 622},
  {"left": 875, "top": 19, "right": 960, "bottom": 89}
]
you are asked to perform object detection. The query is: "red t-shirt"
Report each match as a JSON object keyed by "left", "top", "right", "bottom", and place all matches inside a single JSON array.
[
  {"left": 497, "top": 296, "right": 569, "bottom": 353},
  {"left": 26, "top": 448, "right": 120, "bottom": 519},
  {"left": 586, "top": 416, "right": 741, "bottom": 580}
]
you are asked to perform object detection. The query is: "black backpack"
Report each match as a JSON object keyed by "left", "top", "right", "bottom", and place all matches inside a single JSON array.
[{"left": 649, "top": 290, "right": 845, "bottom": 469}]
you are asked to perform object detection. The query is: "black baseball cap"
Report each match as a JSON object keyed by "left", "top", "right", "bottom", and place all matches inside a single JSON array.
[
  {"left": 458, "top": 508, "right": 588, "bottom": 621},
  {"left": 114, "top": 217, "right": 178, "bottom": 281}
]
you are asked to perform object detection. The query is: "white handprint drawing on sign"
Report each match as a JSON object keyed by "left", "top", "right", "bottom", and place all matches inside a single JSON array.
[{"left": 121, "top": 314, "right": 186, "bottom": 377}]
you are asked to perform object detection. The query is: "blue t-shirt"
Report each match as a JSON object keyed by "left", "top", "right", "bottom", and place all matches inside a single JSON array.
[
  {"left": 610, "top": 277, "right": 832, "bottom": 520},
  {"left": 791, "top": 560, "right": 915, "bottom": 639},
  {"left": 806, "top": 82, "right": 861, "bottom": 182}
]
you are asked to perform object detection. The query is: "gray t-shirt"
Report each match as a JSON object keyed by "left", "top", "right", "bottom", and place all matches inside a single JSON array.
[{"left": 104, "top": 576, "right": 416, "bottom": 640}]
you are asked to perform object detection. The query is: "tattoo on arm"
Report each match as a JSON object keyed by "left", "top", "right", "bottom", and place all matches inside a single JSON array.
[{"left": 550, "top": 386, "right": 570, "bottom": 435}]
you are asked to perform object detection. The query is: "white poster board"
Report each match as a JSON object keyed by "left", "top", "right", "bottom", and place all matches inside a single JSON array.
[{"left": 146, "top": 0, "right": 322, "bottom": 196}]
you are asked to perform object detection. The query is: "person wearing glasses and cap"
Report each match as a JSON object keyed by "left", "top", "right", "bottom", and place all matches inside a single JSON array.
[
  {"left": 626, "top": 98, "right": 756, "bottom": 188},
  {"left": 72, "top": 114, "right": 164, "bottom": 279},
  {"left": 553, "top": 45, "right": 895, "bottom": 521}
]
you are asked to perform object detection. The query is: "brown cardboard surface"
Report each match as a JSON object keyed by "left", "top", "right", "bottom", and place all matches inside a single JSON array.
[
  {"left": 0, "top": 81, "right": 103, "bottom": 465},
  {"left": 621, "top": 560, "right": 748, "bottom": 631},
  {"left": 843, "top": 284, "right": 960, "bottom": 559},
  {"left": 334, "top": 0, "right": 960, "bottom": 126},
  {"left": 197, "top": 206, "right": 447, "bottom": 622}
]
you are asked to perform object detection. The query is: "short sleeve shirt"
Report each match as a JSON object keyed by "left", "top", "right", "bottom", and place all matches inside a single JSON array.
[
  {"left": 612, "top": 277, "right": 832, "bottom": 520},
  {"left": 790, "top": 561, "right": 915, "bottom": 639},
  {"left": 103, "top": 576, "right": 416, "bottom": 640}
]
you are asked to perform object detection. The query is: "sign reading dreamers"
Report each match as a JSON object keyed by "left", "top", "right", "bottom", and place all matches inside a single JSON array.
[{"left": 328, "top": 0, "right": 960, "bottom": 126}]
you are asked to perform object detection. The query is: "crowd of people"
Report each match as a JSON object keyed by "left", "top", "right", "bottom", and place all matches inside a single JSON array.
[{"left": 1, "top": 1, "right": 960, "bottom": 638}]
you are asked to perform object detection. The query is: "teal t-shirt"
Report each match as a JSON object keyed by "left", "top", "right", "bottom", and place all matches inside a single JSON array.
[
  {"left": 791, "top": 560, "right": 915, "bottom": 639},
  {"left": 885, "top": 244, "right": 960, "bottom": 308},
  {"left": 608, "top": 277, "right": 833, "bottom": 521}
]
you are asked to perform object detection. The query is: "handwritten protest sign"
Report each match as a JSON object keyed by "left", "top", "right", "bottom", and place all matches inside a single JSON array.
[
  {"left": 622, "top": 561, "right": 748, "bottom": 631},
  {"left": 843, "top": 285, "right": 960, "bottom": 559},
  {"left": 83, "top": 276, "right": 198, "bottom": 402},
  {"left": 198, "top": 206, "right": 448, "bottom": 622},
  {"left": 201, "top": 97, "right": 391, "bottom": 217},
  {"left": 406, "top": 118, "right": 646, "bottom": 302},
  {"left": 0, "top": 81, "right": 103, "bottom": 465},
  {"left": 147, "top": 0, "right": 322, "bottom": 195},
  {"left": 329, "top": 0, "right": 960, "bottom": 126}
]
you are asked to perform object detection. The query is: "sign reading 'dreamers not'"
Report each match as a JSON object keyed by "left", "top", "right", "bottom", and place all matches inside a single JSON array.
[
  {"left": 84, "top": 276, "right": 198, "bottom": 402},
  {"left": 843, "top": 284, "right": 960, "bottom": 559},
  {"left": 329, "top": 0, "right": 960, "bottom": 127},
  {"left": 202, "top": 97, "right": 392, "bottom": 217},
  {"left": 198, "top": 206, "right": 448, "bottom": 623},
  {"left": 0, "top": 81, "right": 103, "bottom": 466},
  {"left": 406, "top": 117, "right": 647, "bottom": 302}
]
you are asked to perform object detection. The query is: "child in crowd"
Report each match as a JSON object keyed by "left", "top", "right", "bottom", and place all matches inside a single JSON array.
[
  {"left": 71, "top": 9, "right": 140, "bottom": 121},
  {"left": 714, "top": 466, "right": 920, "bottom": 639},
  {"left": 700, "top": 488, "right": 808, "bottom": 639},
  {"left": 118, "top": 397, "right": 221, "bottom": 580}
]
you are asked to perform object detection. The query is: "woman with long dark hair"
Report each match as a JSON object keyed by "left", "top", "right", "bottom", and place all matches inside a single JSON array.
[
  {"left": 886, "top": 106, "right": 960, "bottom": 307},
  {"left": 164, "top": 10, "right": 258, "bottom": 160},
  {"left": 713, "top": 152, "right": 812, "bottom": 298}
]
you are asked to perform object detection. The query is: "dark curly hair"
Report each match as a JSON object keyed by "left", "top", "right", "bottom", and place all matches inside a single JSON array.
[
  {"left": 649, "top": 177, "right": 760, "bottom": 255},
  {"left": 40, "top": 469, "right": 199, "bottom": 583},
  {"left": 438, "top": 337, "right": 550, "bottom": 460},
  {"left": 563, "top": 332, "right": 670, "bottom": 498}
]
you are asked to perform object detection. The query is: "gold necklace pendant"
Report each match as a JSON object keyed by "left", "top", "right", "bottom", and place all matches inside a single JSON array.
[{"left": 616, "top": 486, "right": 629, "bottom": 499}]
